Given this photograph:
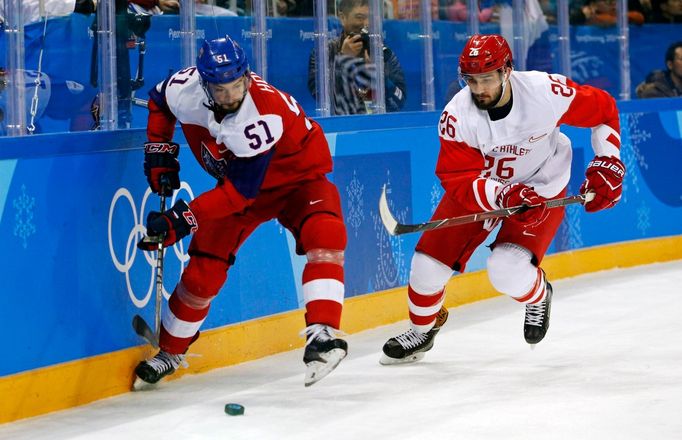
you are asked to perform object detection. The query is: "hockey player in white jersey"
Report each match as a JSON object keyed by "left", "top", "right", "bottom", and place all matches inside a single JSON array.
[
  {"left": 381, "top": 34, "right": 625, "bottom": 364},
  {"left": 133, "top": 35, "right": 348, "bottom": 387}
]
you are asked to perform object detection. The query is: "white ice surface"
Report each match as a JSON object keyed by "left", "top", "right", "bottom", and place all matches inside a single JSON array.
[{"left": 2, "top": 261, "right": 682, "bottom": 440}]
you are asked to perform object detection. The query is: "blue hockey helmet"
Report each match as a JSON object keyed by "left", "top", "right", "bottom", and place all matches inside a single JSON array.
[{"left": 196, "top": 36, "right": 249, "bottom": 84}]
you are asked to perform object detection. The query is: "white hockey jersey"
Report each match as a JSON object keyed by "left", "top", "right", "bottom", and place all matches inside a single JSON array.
[{"left": 436, "top": 70, "right": 621, "bottom": 213}]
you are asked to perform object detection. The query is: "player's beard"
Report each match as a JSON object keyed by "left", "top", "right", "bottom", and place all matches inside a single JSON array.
[
  {"left": 471, "top": 84, "right": 504, "bottom": 110},
  {"left": 208, "top": 88, "right": 249, "bottom": 122},
  {"left": 218, "top": 88, "right": 249, "bottom": 114}
]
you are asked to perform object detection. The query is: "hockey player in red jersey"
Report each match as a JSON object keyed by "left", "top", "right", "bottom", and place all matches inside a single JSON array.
[
  {"left": 133, "top": 35, "right": 348, "bottom": 387},
  {"left": 381, "top": 34, "right": 625, "bottom": 364}
]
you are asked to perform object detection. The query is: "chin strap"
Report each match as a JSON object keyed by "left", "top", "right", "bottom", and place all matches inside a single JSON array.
[
  {"left": 200, "top": 81, "right": 218, "bottom": 110},
  {"left": 500, "top": 75, "right": 510, "bottom": 97},
  {"left": 200, "top": 81, "right": 229, "bottom": 122},
  {"left": 490, "top": 70, "right": 511, "bottom": 108}
]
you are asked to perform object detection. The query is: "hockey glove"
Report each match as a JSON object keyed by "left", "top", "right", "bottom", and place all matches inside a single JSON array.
[
  {"left": 137, "top": 199, "right": 198, "bottom": 250},
  {"left": 580, "top": 155, "right": 625, "bottom": 213},
  {"left": 143, "top": 141, "right": 181, "bottom": 196},
  {"left": 496, "top": 183, "right": 547, "bottom": 226}
]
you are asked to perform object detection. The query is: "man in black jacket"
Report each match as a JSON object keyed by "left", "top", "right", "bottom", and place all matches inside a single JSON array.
[
  {"left": 636, "top": 41, "right": 682, "bottom": 98},
  {"left": 307, "top": 0, "right": 406, "bottom": 115}
]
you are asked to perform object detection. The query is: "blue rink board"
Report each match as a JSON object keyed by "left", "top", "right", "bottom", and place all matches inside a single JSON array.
[{"left": 0, "top": 100, "right": 681, "bottom": 376}]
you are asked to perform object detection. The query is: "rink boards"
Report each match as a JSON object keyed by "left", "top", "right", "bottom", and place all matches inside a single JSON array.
[{"left": 0, "top": 100, "right": 681, "bottom": 423}]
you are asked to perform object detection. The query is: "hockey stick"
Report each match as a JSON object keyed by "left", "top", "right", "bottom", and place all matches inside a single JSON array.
[
  {"left": 153, "top": 190, "right": 166, "bottom": 341},
  {"left": 132, "top": 180, "right": 169, "bottom": 348},
  {"left": 379, "top": 185, "right": 595, "bottom": 236},
  {"left": 132, "top": 314, "right": 158, "bottom": 348}
]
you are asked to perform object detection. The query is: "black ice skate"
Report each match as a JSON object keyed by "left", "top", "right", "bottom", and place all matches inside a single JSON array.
[
  {"left": 133, "top": 350, "right": 187, "bottom": 390},
  {"left": 302, "top": 324, "right": 348, "bottom": 387},
  {"left": 524, "top": 281, "right": 553, "bottom": 345},
  {"left": 380, "top": 306, "right": 449, "bottom": 365}
]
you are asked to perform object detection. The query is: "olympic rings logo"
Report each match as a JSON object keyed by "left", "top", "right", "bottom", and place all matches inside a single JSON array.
[{"left": 107, "top": 182, "right": 195, "bottom": 308}]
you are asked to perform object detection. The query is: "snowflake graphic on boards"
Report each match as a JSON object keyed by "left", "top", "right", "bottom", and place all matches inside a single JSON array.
[
  {"left": 620, "top": 112, "right": 650, "bottom": 202},
  {"left": 430, "top": 181, "right": 443, "bottom": 214},
  {"left": 13, "top": 185, "right": 36, "bottom": 249},
  {"left": 636, "top": 201, "right": 651, "bottom": 236},
  {"left": 557, "top": 205, "right": 584, "bottom": 250},
  {"left": 346, "top": 170, "right": 365, "bottom": 237}
]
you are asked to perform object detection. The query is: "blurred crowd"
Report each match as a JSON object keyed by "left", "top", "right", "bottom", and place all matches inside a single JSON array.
[
  {"left": 126, "top": 0, "right": 682, "bottom": 23},
  {"left": 0, "top": 0, "right": 679, "bottom": 134},
  {"left": 1, "top": 0, "right": 679, "bottom": 25}
]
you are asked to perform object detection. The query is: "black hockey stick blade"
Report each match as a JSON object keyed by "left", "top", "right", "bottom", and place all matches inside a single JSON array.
[
  {"left": 132, "top": 314, "right": 159, "bottom": 348},
  {"left": 379, "top": 185, "right": 595, "bottom": 236}
]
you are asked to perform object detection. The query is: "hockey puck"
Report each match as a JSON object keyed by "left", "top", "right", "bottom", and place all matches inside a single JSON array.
[{"left": 224, "top": 403, "right": 245, "bottom": 416}]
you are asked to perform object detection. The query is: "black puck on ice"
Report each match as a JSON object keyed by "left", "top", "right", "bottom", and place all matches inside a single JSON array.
[{"left": 224, "top": 403, "right": 245, "bottom": 416}]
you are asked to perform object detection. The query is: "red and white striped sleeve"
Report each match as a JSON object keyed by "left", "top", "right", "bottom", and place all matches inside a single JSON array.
[
  {"left": 554, "top": 76, "right": 621, "bottom": 158},
  {"left": 435, "top": 137, "right": 499, "bottom": 213}
]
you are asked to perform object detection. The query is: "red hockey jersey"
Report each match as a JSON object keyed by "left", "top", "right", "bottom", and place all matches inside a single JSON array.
[{"left": 146, "top": 68, "right": 332, "bottom": 221}]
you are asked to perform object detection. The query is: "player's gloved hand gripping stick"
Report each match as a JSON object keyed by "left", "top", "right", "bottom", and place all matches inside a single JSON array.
[{"left": 379, "top": 185, "right": 595, "bottom": 236}]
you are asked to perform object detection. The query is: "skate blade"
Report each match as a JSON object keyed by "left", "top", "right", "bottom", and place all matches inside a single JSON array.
[
  {"left": 379, "top": 352, "right": 425, "bottom": 365},
  {"left": 304, "top": 348, "right": 347, "bottom": 387},
  {"left": 132, "top": 376, "right": 159, "bottom": 391}
]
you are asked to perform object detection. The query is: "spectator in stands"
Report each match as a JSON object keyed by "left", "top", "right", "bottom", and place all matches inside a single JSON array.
[
  {"left": 635, "top": 0, "right": 656, "bottom": 21},
  {"left": 539, "top": 0, "right": 557, "bottom": 23},
  {"left": 636, "top": 41, "right": 682, "bottom": 98},
  {"left": 444, "top": 0, "right": 495, "bottom": 22},
  {"left": 195, "top": 0, "right": 237, "bottom": 16},
  {"left": 128, "top": 0, "right": 179, "bottom": 14},
  {"left": 651, "top": 0, "right": 682, "bottom": 22},
  {"left": 307, "top": 0, "right": 406, "bottom": 115},
  {"left": 294, "top": 0, "right": 394, "bottom": 17},
  {"left": 392, "top": 0, "right": 439, "bottom": 19},
  {"left": 274, "top": 0, "right": 298, "bottom": 15},
  {"left": 570, "top": 0, "right": 645, "bottom": 25},
  {"left": 0, "top": 0, "right": 96, "bottom": 25},
  {"left": 283, "top": 0, "right": 323, "bottom": 16}
]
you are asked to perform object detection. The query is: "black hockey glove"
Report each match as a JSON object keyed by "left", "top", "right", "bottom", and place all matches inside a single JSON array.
[
  {"left": 137, "top": 200, "right": 198, "bottom": 250},
  {"left": 143, "top": 141, "right": 181, "bottom": 196}
]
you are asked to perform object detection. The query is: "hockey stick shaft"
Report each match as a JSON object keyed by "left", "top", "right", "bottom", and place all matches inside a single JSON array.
[
  {"left": 154, "top": 187, "right": 168, "bottom": 341},
  {"left": 379, "top": 185, "right": 594, "bottom": 236},
  {"left": 154, "top": 176, "right": 170, "bottom": 341},
  {"left": 132, "top": 180, "right": 169, "bottom": 347}
]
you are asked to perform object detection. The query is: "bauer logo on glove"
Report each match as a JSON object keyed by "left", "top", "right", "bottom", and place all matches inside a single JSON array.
[
  {"left": 587, "top": 158, "right": 625, "bottom": 177},
  {"left": 580, "top": 155, "right": 626, "bottom": 213}
]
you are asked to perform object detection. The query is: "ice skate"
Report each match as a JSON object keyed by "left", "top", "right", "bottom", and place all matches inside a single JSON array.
[
  {"left": 524, "top": 281, "right": 553, "bottom": 346},
  {"left": 302, "top": 324, "right": 348, "bottom": 387},
  {"left": 380, "top": 306, "right": 449, "bottom": 365},
  {"left": 133, "top": 350, "right": 187, "bottom": 390}
]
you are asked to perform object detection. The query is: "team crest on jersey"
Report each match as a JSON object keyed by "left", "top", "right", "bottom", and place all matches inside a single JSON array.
[{"left": 200, "top": 141, "right": 229, "bottom": 179}]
